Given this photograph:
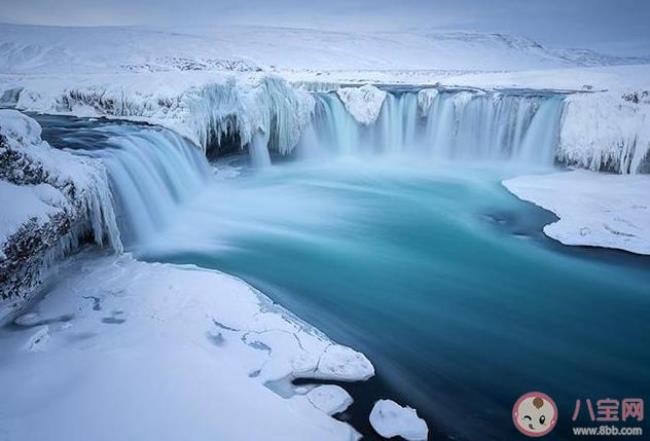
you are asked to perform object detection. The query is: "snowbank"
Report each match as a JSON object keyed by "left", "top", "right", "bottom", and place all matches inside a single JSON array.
[
  {"left": 336, "top": 85, "right": 387, "bottom": 125},
  {"left": 0, "top": 252, "right": 372, "bottom": 441},
  {"left": 503, "top": 170, "right": 650, "bottom": 254},
  {"left": 369, "top": 399, "right": 428, "bottom": 441},
  {"left": 0, "top": 110, "right": 120, "bottom": 302}
]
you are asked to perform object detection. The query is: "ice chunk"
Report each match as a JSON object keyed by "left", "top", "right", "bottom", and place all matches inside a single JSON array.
[
  {"left": 369, "top": 399, "right": 428, "bottom": 441},
  {"left": 307, "top": 385, "right": 353, "bottom": 415},
  {"left": 316, "top": 344, "right": 375, "bottom": 381}
]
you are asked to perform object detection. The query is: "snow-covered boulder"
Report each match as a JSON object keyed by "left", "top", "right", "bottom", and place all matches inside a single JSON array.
[
  {"left": 0, "top": 110, "right": 120, "bottom": 306},
  {"left": 559, "top": 91, "right": 650, "bottom": 174},
  {"left": 503, "top": 170, "right": 650, "bottom": 255},
  {"left": 336, "top": 85, "right": 387, "bottom": 125},
  {"left": 369, "top": 399, "right": 429, "bottom": 441}
]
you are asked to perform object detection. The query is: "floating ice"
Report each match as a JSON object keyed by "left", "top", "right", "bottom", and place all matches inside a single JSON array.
[{"left": 369, "top": 399, "right": 429, "bottom": 441}]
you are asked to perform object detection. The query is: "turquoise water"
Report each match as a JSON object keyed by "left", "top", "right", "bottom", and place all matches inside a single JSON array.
[
  {"left": 35, "top": 114, "right": 649, "bottom": 440},
  {"left": 139, "top": 158, "right": 650, "bottom": 441}
]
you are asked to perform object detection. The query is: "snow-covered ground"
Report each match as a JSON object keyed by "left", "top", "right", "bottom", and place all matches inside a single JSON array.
[
  {"left": 2, "top": 24, "right": 646, "bottom": 75},
  {"left": 0, "top": 251, "right": 373, "bottom": 441},
  {"left": 504, "top": 170, "right": 650, "bottom": 255}
]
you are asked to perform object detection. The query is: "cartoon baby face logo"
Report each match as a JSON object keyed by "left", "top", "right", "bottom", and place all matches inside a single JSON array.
[{"left": 513, "top": 392, "right": 558, "bottom": 437}]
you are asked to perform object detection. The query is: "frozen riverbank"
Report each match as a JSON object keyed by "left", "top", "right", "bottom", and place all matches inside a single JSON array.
[
  {"left": 0, "top": 251, "right": 373, "bottom": 441},
  {"left": 503, "top": 170, "right": 650, "bottom": 255}
]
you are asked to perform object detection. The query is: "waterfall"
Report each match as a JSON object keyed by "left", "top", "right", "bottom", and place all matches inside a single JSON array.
[
  {"left": 302, "top": 88, "right": 565, "bottom": 164},
  {"left": 47, "top": 120, "right": 212, "bottom": 247},
  {"left": 249, "top": 131, "right": 272, "bottom": 168}
]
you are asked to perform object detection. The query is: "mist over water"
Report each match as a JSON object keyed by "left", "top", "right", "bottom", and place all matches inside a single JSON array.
[{"left": 35, "top": 108, "right": 650, "bottom": 440}]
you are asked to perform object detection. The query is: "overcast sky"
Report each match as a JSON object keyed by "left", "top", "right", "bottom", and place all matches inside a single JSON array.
[{"left": 1, "top": 0, "right": 649, "bottom": 55}]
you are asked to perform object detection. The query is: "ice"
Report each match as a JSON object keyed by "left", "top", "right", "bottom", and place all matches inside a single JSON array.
[
  {"left": 315, "top": 344, "right": 375, "bottom": 381},
  {"left": 336, "top": 85, "right": 387, "bottom": 125},
  {"left": 307, "top": 385, "right": 354, "bottom": 415},
  {"left": 503, "top": 170, "right": 650, "bottom": 255},
  {"left": 416, "top": 88, "right": 439, "bottom": 114},
  {"left": 369, "top": 399, "right": 429, "bottom": 441}
]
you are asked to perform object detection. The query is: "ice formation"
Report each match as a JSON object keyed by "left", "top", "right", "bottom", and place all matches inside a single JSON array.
[
  {"left": 192, "top": 77, "right": 314, "bottom": 156},
  {"left": 0, "top": 110, "right": 121, "bottom": 301},
  {"left": 559, "top": 92, "right": 650, "bottom": 173},
  {"left": 336, "top": 85, "right": 387, "bottom": 125},
  {"left": 369, "top": 399, "right": 428, "bottom": 441}
]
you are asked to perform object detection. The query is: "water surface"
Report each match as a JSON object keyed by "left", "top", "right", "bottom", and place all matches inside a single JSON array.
[{"left": 139, "top": 158, "right": 650, "bottom": 441}]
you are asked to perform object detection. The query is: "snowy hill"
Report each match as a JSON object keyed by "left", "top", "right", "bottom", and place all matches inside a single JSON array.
[{"left": 0, "top": 23, "right": 647, "bottom": 75}]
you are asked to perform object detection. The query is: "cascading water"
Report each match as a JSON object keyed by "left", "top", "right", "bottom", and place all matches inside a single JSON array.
[
  {"left": 37, "top": 116, "right": 211, "bottom": 247},
  {"left": 301, "top": 88, "right": 565, "bottom": 164}
]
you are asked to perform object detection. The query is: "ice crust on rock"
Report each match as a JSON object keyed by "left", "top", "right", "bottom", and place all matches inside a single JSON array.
[
  {"left": 369, "top": 399, "right": 429, "bottom": 441},
  {"left": 336, "top": 85, "right": 387, "bottom": 125}
]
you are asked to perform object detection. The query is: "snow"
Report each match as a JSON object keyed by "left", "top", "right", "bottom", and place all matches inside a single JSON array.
[
  {"left": 503, "top": 170, "right": 650, "bottom": 255},
  {"left": 1, "top": 24, "right": 644, "bottom": 76},
  {"left": 0, "top": 251, "right": 371, "bottom": 441},
  {"left": 307, "top": 385, "right": 354, "bottom": 415},
  {"left": 369, "top": 399, "right": 429, "bottom": 441},
  {"left": 0, "top": 181, "right": 65, "bottom": 247},
  {"left": 336, "top": 85, "right": 386, "bottom": 125}
]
